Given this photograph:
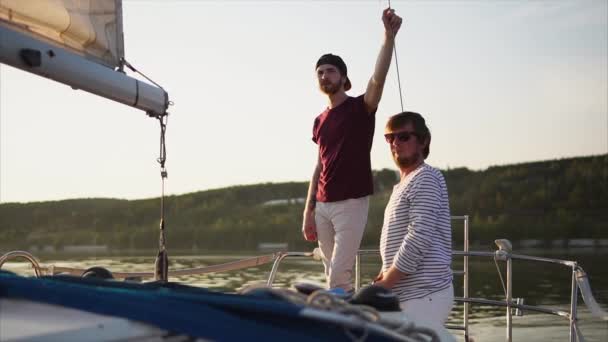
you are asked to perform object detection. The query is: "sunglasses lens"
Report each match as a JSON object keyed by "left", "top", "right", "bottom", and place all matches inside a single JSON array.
[
  {"left": 385, "top": 131, "right": 417, "bottom": 143},
  {"left": 397, "top": 133, "right": 411, "bottom": 142}
]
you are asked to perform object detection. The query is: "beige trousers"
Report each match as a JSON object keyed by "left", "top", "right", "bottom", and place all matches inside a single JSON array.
[
  {"left": 400, "top": 284, "right": 454, "bottom": 330},
  {"left": 315, "top": 196, "right": 369, "bottom": 291}
]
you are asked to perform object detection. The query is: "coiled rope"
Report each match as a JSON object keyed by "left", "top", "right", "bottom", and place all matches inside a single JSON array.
[{"left": 240, "top": 287, "right": 440, "bottom": 342}]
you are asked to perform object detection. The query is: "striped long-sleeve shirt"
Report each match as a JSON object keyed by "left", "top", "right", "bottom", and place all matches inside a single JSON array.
[{"left": 379, "top": 163, "right": 452, "bottom": 302}]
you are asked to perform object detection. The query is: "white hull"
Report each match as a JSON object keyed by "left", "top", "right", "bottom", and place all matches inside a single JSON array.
[{"left": 0, "top": 298, "right": 170, "bottom": 342}]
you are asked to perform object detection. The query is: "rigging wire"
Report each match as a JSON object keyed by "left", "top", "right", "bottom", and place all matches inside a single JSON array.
[
  {"left": 120, "top": 57, "right": 171, "bottom": 282},
  {"left": 154, "top": 112, "right": 169, "bottom": 282},
  {"left": 121, "top": 58, "right": 166, "bottom": 92}
]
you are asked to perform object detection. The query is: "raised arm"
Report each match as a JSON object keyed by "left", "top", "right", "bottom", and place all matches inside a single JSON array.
[{"left": 364, "top": 8, "right": 403, "bottom": 114}]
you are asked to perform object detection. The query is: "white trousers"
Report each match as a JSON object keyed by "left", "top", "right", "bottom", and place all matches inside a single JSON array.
[
  {"left": 315, "top": 196, "right": 369, "bottom": 291},
  {"left": 400, "top": 284, "right": 454, "bottom": 330}
]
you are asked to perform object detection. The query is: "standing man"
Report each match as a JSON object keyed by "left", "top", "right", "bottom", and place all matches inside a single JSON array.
[
  {"left": 302, "top": 8, "right": 403, "bottom": 292},
  {"left": 374, "top": 112, "right": 453, "bottom": 329}
]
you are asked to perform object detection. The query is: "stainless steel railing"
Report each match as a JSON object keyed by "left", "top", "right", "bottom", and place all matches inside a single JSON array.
[
  {"left": 0, "top": 250, "right": 43, "bottom": 277},
  {"left": 3, "top": 214, "right": 605, "bottom": 342},
  {"left": 263, "top": 215, "right": 605, "bottom": 342},
  {"left": 353, "top": 242, "right": 606, "bottom": 342},
  {"left": 0, "top": 251, "right": 280, "bottom": 279}
]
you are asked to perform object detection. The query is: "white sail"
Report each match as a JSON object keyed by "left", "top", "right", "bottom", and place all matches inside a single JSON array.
[
  {"left": 0, "top": 0, "right": 123, "bottom": 69},
  {"left": 0, "top": 0, "right": 167, "bottom": 116}
]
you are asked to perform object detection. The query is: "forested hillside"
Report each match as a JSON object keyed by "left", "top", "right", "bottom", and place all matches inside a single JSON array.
[{"left": 1, "top": 155, "right": 605, "bottom": 252}]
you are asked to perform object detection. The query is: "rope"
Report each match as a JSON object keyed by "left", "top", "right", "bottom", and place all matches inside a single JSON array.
[
  {"left": 152, "top": 112, "right": 169, "bottom": 282},
  {"left": 388, "top": 0, "right": 405, "bottom": 112},
  {"left": 121, "top": 58, "right": 166, "bottom": 92},
  {"left": 246, "top": 288, "right": 440, "bottom": 342},
  {"left": 157, "top": 113, "right": 168, "bottom": 265},
  {"left": 34, "top": 253, "right": 278, "bottom": 279},
  {"left": 118, "top": 58, "right": 171, "bottom": 282},
  {"left": 121, "top": 57, "right": 174, "bottom": 114},
  {"left": 306, "top": 291, "right": 440, "bottom": 341},
  {"left": 392, "top": 42, "right": 405, "bottom": 113}
]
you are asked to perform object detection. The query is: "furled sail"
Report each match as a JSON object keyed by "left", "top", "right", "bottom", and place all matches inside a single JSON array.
[
  {"left": 0, "top": 0, "right": 123, "bottom": 69},
  {"left": 0, "top": 0, "right": 168, "bottom": 116}
]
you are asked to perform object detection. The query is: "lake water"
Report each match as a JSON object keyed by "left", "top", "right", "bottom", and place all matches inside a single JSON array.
[{"left": 3, "top": 248, "right": 607, "bottom": 341}]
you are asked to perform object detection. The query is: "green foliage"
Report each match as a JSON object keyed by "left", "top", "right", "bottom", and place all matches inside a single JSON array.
[{"left": 0, "top": 155, "right": 606, "bottom": 251}]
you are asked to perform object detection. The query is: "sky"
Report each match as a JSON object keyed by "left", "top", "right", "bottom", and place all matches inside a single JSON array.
[{"left": 1, "top": 0, "right": 607, "bottom": 203}]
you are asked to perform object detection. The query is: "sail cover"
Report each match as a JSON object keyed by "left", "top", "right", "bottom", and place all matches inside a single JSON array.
[{"left": 0, "top": 0, "right": 123, "bottom": 69}]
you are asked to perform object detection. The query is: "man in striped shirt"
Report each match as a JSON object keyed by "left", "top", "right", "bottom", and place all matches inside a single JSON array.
[{"left": 374, "top": 111, "right": 453, "bottom": 329}]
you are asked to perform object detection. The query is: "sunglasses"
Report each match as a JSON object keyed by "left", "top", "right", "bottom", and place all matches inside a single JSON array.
[{"left": 384, "top": 131, "right": 419, "bottom": 144}]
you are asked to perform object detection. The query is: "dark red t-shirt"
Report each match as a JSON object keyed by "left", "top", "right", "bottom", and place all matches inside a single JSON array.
[{"left": 312, "top": 95, "right": 376, "bottom": 202}]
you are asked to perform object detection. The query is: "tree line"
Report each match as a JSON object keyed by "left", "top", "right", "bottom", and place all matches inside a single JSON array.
[{"left": 0, "top": 154, "right": 605, "bottom": 252}]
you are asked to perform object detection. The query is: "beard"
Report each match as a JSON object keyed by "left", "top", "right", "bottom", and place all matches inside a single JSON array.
[
  {"left": 393, "top": 151, "right": 422, "bottom": 169},
  {"left": 319, "top": 80, "right": 341, "bottom": 95}
]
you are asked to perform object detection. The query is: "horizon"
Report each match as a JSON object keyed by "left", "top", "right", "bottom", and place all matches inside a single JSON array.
[
  {"left": 1, "top": 1, "right": 607, "bottom": 203},
  {"left": 1, "top": 153, "right": 603, "bottom": 205}
]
